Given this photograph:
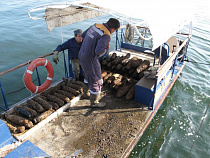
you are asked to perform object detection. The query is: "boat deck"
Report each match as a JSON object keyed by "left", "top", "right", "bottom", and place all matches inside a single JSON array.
[{"left": 27, "top": 88, "right": 152, "bottom": 157}]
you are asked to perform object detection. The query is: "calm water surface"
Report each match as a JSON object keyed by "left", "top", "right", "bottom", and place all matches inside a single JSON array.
[{"left": 0, "top": 0, "right": 209, "bottom": 158}]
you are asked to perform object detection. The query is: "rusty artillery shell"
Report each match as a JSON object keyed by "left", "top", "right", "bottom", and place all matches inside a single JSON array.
[
  {"left": 125, "top": 53, "right": 131, "bottom": 59},
  {"left": 107, "top": 61, "right": 112, "bottom": 68},
  {"left": 101, "top": 58, "right": 109, "bottom": 66},
  {"left": 110, "top": 53, "right": 117, "bottom": 61},
  {"left": 41, "top": 86, "right": 60, "bottom": 96},
  {"left": 126, "top": 57, "right": 138, "bottom": 69},
  {"left": 136, "top": 60, "right": 150, "bottom": 73},
  {"left": 17, "top": 126, "right": 25, "bottom": 133},
  {"left": 126, "top": 85, "right": 136, "bottom": 100},
  {"left": 131, "top": 59, "right": 143, "bottom": 68},
  {"left": 47, "top": 94, "right": 64, "bottom": 107},
  {"left": 114, "top": 82, "right": 123, "bottom": 91},
  {"left": 116, "top": 54, "right": 131, "bottom": 65},
  {"left": 33, "top": 97, "right": 52, "bottom": 110},
  {"left": 33, "top": 109, "right": 54, "bottom": 124},
  {"left": 110, "top": 79, "right": 122, "bottom": 90},
  {"left": 132, "top": 71, "right": 139, "bottom": 79},
  {"left": 48, "top": 101, "right": 59, "bottom": 110},
  {"left": 111, "top": 64, "right": 116, "bottom": 70},
  {"left": 5, "top": 115, "right": 33, "bottom": 129},
  {"left": 103, "top": 72, "right": 113, "bottom": 83},
  {"left": 116, "top": 83, "right": 133, "bottom": 98},
  {"left": 128, "top": 68, "right": 135, "bottom": 75},
  {"left": 62, "top": 86, "right": 80, "bottom": 96},
  {"left": 116, "top": 64, "right": 123, "bottom": 70},
  {"left": 101, "top": 71, "right": 107, "bottom": 78},
  {"left": 53, "top": 92, "right": 70, "bottom": 103},
  {"left": 121, "top": 58, "right": 129, "bottom": 65},
  {"left": 112, "top": 76, "right": 123, "bottom": 85},
  {"left": 6, "top": 123, "right": 17, "bottom": 133},
  {"left": 106, "top": 76, "right": 115, "bottom": 84},
  {"left": 112, "top": 56, "right": 124, "bottom": 65},
  {"left": 126, "top": 60, "right": 133, "bottom": 70},
  {"left": 138, "top": 71, "right": 144, "bottom": 80},
  {"left": 22, "top": 106, "right": 37, "bottom": 118},
  {"left": 66, "top": 83, "right": 83, "bottom": 93},
  {"left": 14, "top": 107, "right": 31, "bottom": 118},
  {"left": 121, "top": 65, "right": 128, "bottom": 72},
  {"left": 121, "top": 76, "right": 131, "bottom": 85},
  {"left": 40, "top": 95, "right": 48, "bottom": 101},
  {"left": 71, "top": 81, "right": 83, "bottom": 87},
  {"left": 56, "top": 90, "right": 75, "bottom": 100},
  {"left": 28, "top": 100, "right": 45, "bottom": 113}
]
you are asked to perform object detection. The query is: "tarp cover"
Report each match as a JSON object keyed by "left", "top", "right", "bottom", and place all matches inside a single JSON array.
[
  {"left": 43, "top": 0, "right": 195, "bottom": 50},
  {"left": 45, "top": 3, "right": 107, "bottom": 32}
]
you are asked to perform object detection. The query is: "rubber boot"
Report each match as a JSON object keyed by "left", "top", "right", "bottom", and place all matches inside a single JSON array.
[
  {"left": 90, "top": 93, "right": 106, "bottom": 108},
  {"left": 82, "top": 83, "right": 90, "bottom": 99}
]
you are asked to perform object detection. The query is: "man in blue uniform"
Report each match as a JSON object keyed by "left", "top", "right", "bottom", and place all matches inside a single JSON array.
[
  {"left": 52, "top": 29, "right": 83, "bottom": 81},
  {"left": 79, "top": 18, "right": 120, "bottom": 107}
]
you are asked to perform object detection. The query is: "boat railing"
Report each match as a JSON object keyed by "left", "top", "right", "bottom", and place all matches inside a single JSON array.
[
  {"left": 0, "top": 52, "right": 70, "bottom": 112},
  {"left": 156, "top": 36, "right": 190, "bottom": 83}
]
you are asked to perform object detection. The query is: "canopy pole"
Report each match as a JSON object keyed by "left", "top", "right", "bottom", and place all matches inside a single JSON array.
[
  {"left": 60, "top": 16, "right": 64, "bottom": 43},
  {"left": 158, "top": 45, "right": 162, "bottom": 69}
]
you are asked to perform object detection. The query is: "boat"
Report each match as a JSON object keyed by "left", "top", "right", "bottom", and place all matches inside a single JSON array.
[{"left": 0, "top": 0, "right": 194, "bottom": 157}]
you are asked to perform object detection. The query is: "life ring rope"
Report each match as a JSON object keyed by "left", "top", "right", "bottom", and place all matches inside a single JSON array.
[{"left": 24, "top": 58, "right": 54, "bottom": 94}]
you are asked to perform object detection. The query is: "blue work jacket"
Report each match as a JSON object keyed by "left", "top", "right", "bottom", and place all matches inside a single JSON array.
[{"left": 54, "top": 38, "right": 82, "bottom": 59}]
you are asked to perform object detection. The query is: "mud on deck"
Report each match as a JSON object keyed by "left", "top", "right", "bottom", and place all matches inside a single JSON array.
[{"left": 28, "top": 88, "right": 151, "bottom": 158}]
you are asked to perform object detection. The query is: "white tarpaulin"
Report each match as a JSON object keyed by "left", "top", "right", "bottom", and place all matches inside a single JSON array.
[
  {"left": 45, "top": 3, "right": 108, "bottom": 32},
  {"left": 29, "top": 0, "right": 195, "bottom": 50}
]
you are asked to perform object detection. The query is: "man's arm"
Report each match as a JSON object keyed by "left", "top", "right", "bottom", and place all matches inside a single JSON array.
[{"left": 54, "top": 39, "right": 71, "bottom": 52}]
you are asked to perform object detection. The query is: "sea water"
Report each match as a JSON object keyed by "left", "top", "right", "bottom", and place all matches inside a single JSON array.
[{"left": 0, "top": 0, "right": 209, "bottom": 158}]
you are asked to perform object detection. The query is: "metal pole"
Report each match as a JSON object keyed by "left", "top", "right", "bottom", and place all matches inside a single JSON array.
[
  {"left": 60, "top": 16, "right": 69, "bottom": 78},
  {"left": 158, "top": 45, "right": 162, "bottom": 69},
  {"left": 0, "top": 81, "right": 9, "bottom": 111}
]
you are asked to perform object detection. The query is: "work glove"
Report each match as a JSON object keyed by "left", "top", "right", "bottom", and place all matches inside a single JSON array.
[{"left": 52, "top": 51, "right": 59, "bottom": 64}]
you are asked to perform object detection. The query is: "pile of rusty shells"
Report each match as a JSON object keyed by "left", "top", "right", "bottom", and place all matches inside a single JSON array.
[
  {"left": 101, "top": 53, "right": 150, "bottom": 100},
  {"left": 0, "top": 80, "right": 83, "bottom": 134},
  {"left": 101, "top": 52, "right": 150, "bottom": 81}
]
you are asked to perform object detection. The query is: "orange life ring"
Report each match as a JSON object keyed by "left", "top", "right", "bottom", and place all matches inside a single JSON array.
[{"left": 24, "top": 58, "right": 54, "bottom": 93}]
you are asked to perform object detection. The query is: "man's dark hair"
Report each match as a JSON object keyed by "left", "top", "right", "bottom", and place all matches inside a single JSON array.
[{"left": 107, "top": 18, "right": 120, "bottom": 29}]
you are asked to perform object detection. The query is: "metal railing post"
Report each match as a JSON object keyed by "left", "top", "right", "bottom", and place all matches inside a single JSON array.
[{"left": 0, "top": 81, "right": 9, "bottom": 111}]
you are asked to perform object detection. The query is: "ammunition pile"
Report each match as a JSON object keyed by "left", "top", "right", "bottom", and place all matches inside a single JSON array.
[
  {"left": 101, "top": 53, "right": 150, "bottom": 80},
  {"left": 102, "top": 71, "right": 138, "bottom": 100},
  {"left": 101, "top": 53, "right": 150, "bottom": 100},
  {"left": 1, "top": 80, "right": 83, "bottom": 134}
]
